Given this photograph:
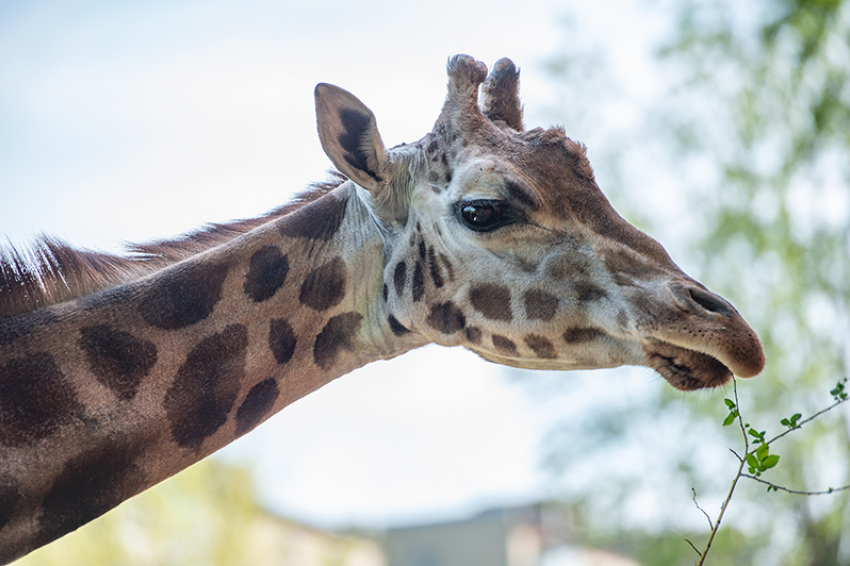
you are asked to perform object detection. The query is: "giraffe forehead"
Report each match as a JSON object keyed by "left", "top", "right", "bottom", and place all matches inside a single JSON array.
[
  {"left": 446, "top": 158, "right": 526, "bottom": 197},
  {"left": 414, "top": 147, "right": 595, "bottom": 238}
]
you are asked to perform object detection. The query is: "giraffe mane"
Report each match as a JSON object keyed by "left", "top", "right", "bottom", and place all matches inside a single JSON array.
[{"left": 0, "top": 173, "right": 347, "bottom": 319}]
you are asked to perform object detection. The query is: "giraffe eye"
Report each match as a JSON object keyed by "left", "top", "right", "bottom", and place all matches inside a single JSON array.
[{"left": 458, "top": 200, "right": 515, "bottom": 232}]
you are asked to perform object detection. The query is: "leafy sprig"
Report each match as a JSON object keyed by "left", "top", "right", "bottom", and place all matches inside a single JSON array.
[{"left": 688, "top": 377, "right": 850, "bottom": 565}]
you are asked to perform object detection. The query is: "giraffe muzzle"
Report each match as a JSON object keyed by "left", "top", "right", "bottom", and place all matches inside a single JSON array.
[{"left": 640, "top": 281, "right": 766, "bottom": 389}]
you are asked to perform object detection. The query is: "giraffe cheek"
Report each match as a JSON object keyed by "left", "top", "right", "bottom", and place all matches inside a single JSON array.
[
  {"left": 468, "top": 283, "right": 513, "bottom": 322},
  {"left": 425, "top": 301, "right": 466, "bottom": 335},
  {"left": 523, "top": 289, "right": 559, "bottom": 322}
]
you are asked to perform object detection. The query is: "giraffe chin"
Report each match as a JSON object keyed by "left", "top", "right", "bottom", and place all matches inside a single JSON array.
[{"left": 644, "top": 341, "right": 733, "bottom": 391}]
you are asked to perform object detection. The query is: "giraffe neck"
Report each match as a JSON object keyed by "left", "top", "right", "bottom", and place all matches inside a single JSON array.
[{"left": 0, "top": 181, "right": 425, "bottom": 562}]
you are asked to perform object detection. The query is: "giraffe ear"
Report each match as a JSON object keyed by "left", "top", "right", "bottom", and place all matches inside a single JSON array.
[{"left": 315, "top": 83, "right": 389, "bottom": 192}]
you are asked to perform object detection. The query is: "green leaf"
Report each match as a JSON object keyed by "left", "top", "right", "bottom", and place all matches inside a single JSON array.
[
  {"left": 760, "top": 454, "right": 780, "bottom": 470},
  {"left": 746, "top": 453, "right": 760, "bottom": 469},
  {"left": 831, "top": 379, "right": 848, "bottom": 401},
  {"left": 755, "top": 443, "right": 769, "bottom": 461},
  {"left": 724, "top": 398, "right": 737, "bottom": 409}
]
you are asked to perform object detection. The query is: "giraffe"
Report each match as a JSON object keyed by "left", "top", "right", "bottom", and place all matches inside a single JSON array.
[{"left": 0, "top": 55, "right": 765, "bottom": 562}]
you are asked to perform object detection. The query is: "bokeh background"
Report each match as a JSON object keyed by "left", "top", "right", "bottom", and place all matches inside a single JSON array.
[{"left": 1, "top": 1, "right": 848, "bottom": 564}]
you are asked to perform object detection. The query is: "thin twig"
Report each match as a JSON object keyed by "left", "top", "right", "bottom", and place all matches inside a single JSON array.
[
  {"left": 733, "top": 378, "right": 750, "bottom": 456},
  {"left": 692, "top": 377, "right": 849, "bottom": 564},
  {"left": 696, "top": 451, "right": 746, "bottom": 566},
  {"left": 691, "top": 488, "right": 713, "bottom": 530},
  {"left": 685, "top": 538, "right": 703, "bottom": 558},
  {"left": 693, "top": 377, "right": 748, "bottom": 566},
  {"left": 765, "top": 397, "right": 849, "bottom": 447},
  {"left": 741, "top": 475, "right": 850, "bottom": 496}
]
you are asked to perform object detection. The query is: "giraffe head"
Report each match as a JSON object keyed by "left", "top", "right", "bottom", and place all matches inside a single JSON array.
[{"left": 316, "top": 55, "right": 764, "bottom": 391}]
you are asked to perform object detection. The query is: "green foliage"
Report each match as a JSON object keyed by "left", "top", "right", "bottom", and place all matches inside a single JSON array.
[
  {"left": 12, "top": 459, "right": 379, "bottom": 566},
  {"left": 721, "top": 399, "right": 739, "bottom": 426},
  {"left": 830, "top": 377, "right": 848, "bottom": 401},
  {"left": 541, "top": 0, "right": 850, "bottom": 564},
  {"left": 15, "top": 459, "right": 260, "bottom": 566},
  {"left": 780, "top": 413, "right": 803, "bottom": 431},
  {"left": 745, "top": 439, "right": 780, "bottom": 477},
  {"left": 657, "top": 1, "right": 850, "bottom": 561},
  {"left": 692, "top": 378, "right": 850, "bottom": 563}
]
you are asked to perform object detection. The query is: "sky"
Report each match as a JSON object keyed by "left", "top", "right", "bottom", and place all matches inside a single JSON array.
[{"left": 0, "top": 0, "right": 704, "bottom": 531}]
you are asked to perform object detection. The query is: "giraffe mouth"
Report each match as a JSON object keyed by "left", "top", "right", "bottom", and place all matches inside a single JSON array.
[{"left": 644, "top": 341, "right": 733, "bottom": 391}]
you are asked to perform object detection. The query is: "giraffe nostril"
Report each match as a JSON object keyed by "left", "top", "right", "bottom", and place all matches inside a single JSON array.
[
  {"left": 688, "top": 287, "right": 733, "bottom": 317},
  {"left": 671, "top": 283, "right": 733, "bottom": 317}
]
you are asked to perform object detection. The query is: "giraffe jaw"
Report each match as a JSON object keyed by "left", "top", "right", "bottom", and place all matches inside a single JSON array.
[
  {"left": 466, "top": 339, "right": 733, "bottom": 391},
  {"left": 643, "top": 340, "right": 733, "bottom": 391},
  {"left": 464, "top": 340, "right": 641, "bottom": 373}
]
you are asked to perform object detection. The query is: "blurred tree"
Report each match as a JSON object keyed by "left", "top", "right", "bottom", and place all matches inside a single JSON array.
[
  {"left": 13, "top": 459, "right": 383, "bottom": 566},
  {"left": 538, "top": 1, "right": 850, "bottom": 564},
  {"left": 14, "top": 459, "right": 261, "bottom": 566},
  {"left": 658, "top": 1, "right": 850, "bottom": 563}
]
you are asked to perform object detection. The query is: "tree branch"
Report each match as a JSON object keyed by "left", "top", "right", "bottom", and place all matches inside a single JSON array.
[
  {"left": 741, "top": 475, "right": 850, "bottom": 496},
  {"left": 765, "top": 396, "right": 849, "bottom": 447},
  {"left": 691, "top": 488, "right": 714, "bottom": 530}
]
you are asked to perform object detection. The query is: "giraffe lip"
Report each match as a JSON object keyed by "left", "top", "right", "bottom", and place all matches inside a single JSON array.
[{"left": 645, "top": 341, "right": 733, "bottom": 391}]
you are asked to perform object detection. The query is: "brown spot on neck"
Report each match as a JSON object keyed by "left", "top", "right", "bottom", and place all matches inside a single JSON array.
[
  {"left": 269, "top": 319, "right": 297, "bottom": 365},
  {"left": 313, "top": 312, "right": 363, "bottom": 369},
  {"left": 243, "top": 246, "right": 290, "bottom": 303},
  {"left": 164, "top": 324, "right": 248, "bottom": 448},
  {"left": 235, "top": 379, "right": 280, "bottom": 436},
  {"left": 78, "top": 326, "right": 158, "bottom": 402},
  {"left": 279, "top": 193, "right": 350, "bottom": 241},
  {"left": 0, "top": 352, "right": 84, "bottom": 447},
  {"left": 139, "top": 262, "right": 230, "bottom": 330},
  {"left": 0, "top": 475, "right": 20, "bottom": 532},
  {"left": 0, "top": 175, "right": 345, "bottom": 318},
  {"left": 35, "top": 435, "right": 146, "bottom": 551},
  {"left": 299, "top": 257, "right": 348, "bottom": 311}
]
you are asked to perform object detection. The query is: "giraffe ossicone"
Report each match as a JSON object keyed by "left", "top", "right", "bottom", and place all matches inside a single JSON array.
[{"left": 0, "top": 54, "right": 764, "bottom": 562}]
